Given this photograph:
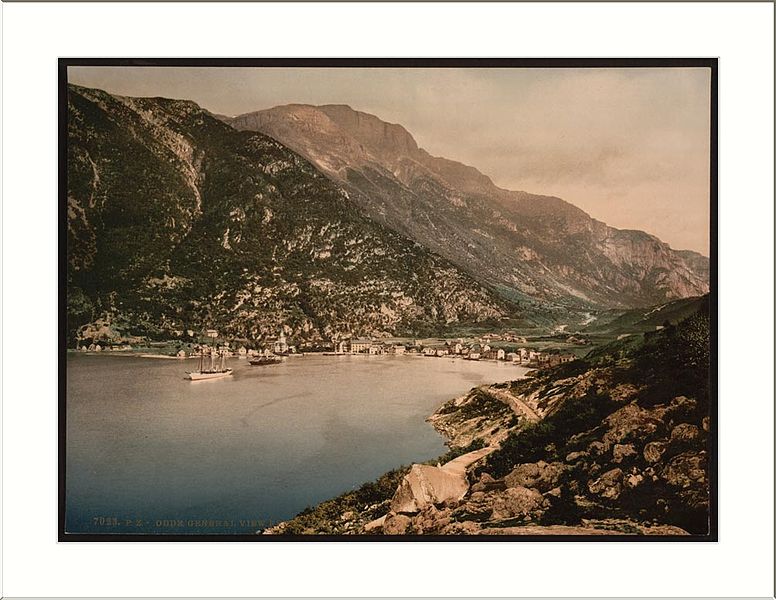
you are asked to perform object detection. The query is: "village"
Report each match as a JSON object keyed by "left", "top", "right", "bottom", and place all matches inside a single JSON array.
[
  {"left": 75, "top": 328, "right": 581, "bottom": 370},
  {"left": 328, "top": 335, "right": 578, "bottom": 369}
]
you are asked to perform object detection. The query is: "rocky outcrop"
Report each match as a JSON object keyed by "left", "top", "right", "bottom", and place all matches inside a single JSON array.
[{"left": 390, "top": 464, "right": 469, "bottom": 514}]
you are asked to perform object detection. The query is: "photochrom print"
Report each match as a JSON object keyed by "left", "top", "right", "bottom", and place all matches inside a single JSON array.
[{"left": 61, "top": 59, "right": 716, "bottom": 540}]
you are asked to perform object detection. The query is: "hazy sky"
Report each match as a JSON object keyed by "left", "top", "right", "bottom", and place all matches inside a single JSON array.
[{"left": 69, "top": 66, "right": 711, "bottom": 255}]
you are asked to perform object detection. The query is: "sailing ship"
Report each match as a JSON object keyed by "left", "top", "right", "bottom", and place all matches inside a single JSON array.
[{"left": 186, "top": 345, "right": 233, "bottom": 381}]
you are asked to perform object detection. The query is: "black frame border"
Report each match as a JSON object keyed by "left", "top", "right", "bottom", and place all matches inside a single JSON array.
[{"left": 58, "top": 57, "right": 718, "bottom": 543}]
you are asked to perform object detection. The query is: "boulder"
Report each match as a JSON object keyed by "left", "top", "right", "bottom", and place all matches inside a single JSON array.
[
  {"left": 565, "top": 450, "right": 588, "bottom": 463},
  {"left": 470, "top": 472, "right": 504, "bottom": 493},
  {"left": 661, "top": 452, "right": 707, "bottom": 489},
  {"left": 702, "top": 416, "right": 710, "bottom": 432},
  {"left": 363, "top": 515, "right": 386, "bottom": 532},
  {"left": 602, "top": 403, "right": 665, "bottom": 447},
  {"left": 412, "top": 505, "right": 452, "bottom": 534},
  {"left": 490, "top": 486, "right": 547, "bottom": 521},
  {"left": 612, "top": 443, "right": 637, "bottom": 463},
  {"left": 665, "top": 396, "right": 698, "bottom": 424},
  {"left": 390, "top": 464, "right": 469, "bottom": 514},
  {"left": 643, "top": 441, "right": 668, "bottom": 464},
  {"left": 505, "top": 461, "right": 566, "bottom": 492},
  {"left": 454, "top": 491, "right": 494, "bottom": 521},
  {"left": 441, "top": 520, "right": 481, "bottom": 535},
  {"left": 588, "top": 468, "right": 624, "bottom": 500},
  {"left": 671, "top": 423, "right": 701, "bottom": 443},
  {"left": 382, "top": 513, "right": 412, "bottom": 535},
  {"left": 624, "top": 473, "right": 644, "bottom": 489}
]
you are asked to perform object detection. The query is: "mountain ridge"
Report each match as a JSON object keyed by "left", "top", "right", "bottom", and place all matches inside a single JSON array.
[
  {"left": 66, "top": 84, "right": 513, "bottom": 345},
  {"left": 227, "top": 103, "right": 709, "bottom": 309}
]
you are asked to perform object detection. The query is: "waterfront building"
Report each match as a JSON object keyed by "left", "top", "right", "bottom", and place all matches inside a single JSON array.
[
  {"left": 273, "top": 330, "right": 289, "bottom": 355},
  {"left": 351, "top": 338, "right": 372, "bottom": 353}
]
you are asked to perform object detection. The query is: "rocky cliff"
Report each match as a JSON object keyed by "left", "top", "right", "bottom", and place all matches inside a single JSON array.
[
  {"left": 229, "top": 104, "right": 709, "bottom": 310},
  {"left": 265, "top": 297, "right": 711, "bottom": 536},
  {"left": 66, "top": 85, "right": 511, "bottom": 345}
]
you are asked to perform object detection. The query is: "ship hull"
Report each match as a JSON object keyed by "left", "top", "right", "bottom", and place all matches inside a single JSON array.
[
  {"left": 249, "top": 358, "right": 282, "bottom": 366},
  {"left": 186, "top": 369, "right": 233, "bottom": 381}
]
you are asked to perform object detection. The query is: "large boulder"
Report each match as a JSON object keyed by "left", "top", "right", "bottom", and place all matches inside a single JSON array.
[
  {"left": 490, "top": 486, "right": 547, "bottom": 521},
  {"left": 664, "top": 396, "right": 698, "bottom": 426},
  {"left": 661, "top": 451, "right": 707, "bottom": 489},
  {"left": 671, "top": 423, "right": 701, "bottom": 443},
  {"left": 504, "top": 461, "right": 566, "bottom": 492},
  {"left": 390, "top": 464, "right": 469, "bottom": 514},
  {"left": 612, "top": 443, "right": 637, "bottom": 463},
  {"left": 382, "top": 513, "right": 412, "bottom": 535},
  {"left": 411, "top": 505, "right": 452, "bottom": 535},
  {"left": 643, "top": 440, "right": 668, "bottom": 464},
  {"left": 588, "top": 468, "right": 624, "bottom": 500},
  {"left": 602, "top": 403, "right": 666, "bottom": 447}
]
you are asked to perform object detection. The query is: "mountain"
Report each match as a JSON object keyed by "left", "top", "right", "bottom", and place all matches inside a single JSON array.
[
  {"left": 66, "top": 85, "right": 511, "bottom": 346},
  {"left": 228, "top": 104, "right": 709, "bottom": 310},
  {"left": 581, "top": 295, "right": 708, "bottom": 336}
]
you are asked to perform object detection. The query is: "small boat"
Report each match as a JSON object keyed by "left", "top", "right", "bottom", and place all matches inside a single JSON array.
[
  {"left": 249, "top": 354, "right": 282, "bottom": 366},
  {"left": 186, "top": 346, "right": 233, "bottom": 381}
]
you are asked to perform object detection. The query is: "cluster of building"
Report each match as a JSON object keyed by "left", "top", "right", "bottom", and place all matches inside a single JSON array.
[
  {"left": 77, "top": 343, "right": 134, "bottom": 353},
  {"left": 333, "top": 337, "right": 576, "bottom": 368}
]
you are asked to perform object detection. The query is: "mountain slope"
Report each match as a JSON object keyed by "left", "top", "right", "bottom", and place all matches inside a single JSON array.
[
  {"left": 267, "top": 296, "right": 711, "bottom": 536},
  {"left": 228, "top": 104, "right": 709, "bottom": 310},
  {"left": 66, "top": 85, "right": 511, "bottom": 345}
]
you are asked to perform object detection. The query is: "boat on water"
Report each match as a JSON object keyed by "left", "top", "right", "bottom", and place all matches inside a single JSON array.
[
  {"left": 249, "top": 353, "right": 282, "bottom": 366},
  {"left": 186, "top": 346, "right": 233, "bottom": 381}
]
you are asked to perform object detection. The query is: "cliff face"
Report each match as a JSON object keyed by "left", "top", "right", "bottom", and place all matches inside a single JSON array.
[
  {"left": 66, "top": 86, "right": 510, "bottom": 345},
  {"left": 229, "top": 104, "right": 709, "bottom": 310},
  {"left": 265, "top": 298, "right": 711, "bottom": 536}
]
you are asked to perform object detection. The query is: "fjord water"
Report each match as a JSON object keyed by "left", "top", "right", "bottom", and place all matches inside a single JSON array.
[{"left": 66, "top": 353, "right": 524, "bottom": 534}]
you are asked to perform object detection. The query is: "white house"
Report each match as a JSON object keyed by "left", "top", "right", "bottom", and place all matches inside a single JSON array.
[
  {"left": 351, "top": 338, "right": 372, "bottom": 353},
  {"left": 273, "top": 330, "right": 289, "bottom": 355}
]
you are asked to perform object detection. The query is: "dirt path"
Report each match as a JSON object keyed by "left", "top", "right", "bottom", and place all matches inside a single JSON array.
[
  {"left": 488, "top": 388, "right": 540, "bottom": 422},
  {"left": 441, "top": 447, "right": 496, "bottom": 477}
]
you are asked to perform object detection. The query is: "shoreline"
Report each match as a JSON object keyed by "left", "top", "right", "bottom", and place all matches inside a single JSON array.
[{"left": 66, "top": 349, "right": 532, "bottom": 367}]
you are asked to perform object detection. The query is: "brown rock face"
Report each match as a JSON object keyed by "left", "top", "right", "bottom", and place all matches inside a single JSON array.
[{"left": 390, "top": 464, "right": 469, "bottom": 514}]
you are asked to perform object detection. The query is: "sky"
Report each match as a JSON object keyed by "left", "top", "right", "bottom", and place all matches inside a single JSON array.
[{"left": 69, "top": 66, "right": 711, "bottom": 255}]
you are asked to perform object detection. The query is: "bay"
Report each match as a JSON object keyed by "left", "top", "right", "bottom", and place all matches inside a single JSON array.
[{"left": 65, "top": 353, "right": 525, "bottom": 534}]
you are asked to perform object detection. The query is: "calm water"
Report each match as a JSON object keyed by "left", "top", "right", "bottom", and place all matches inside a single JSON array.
[{"left": 66, "top": 353, "right": 525, "bottom": 534}]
